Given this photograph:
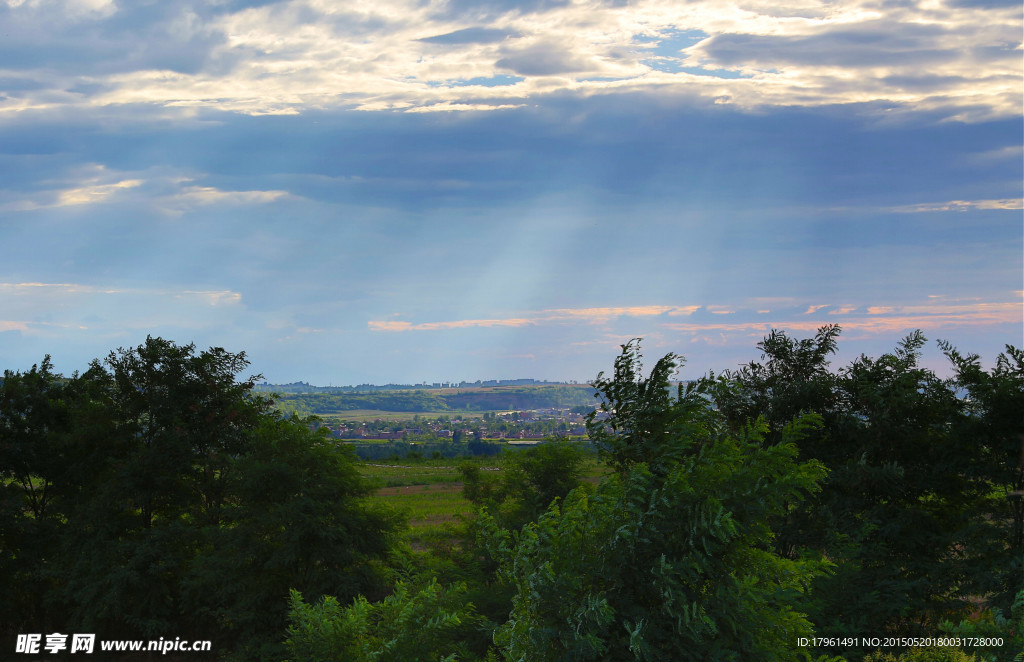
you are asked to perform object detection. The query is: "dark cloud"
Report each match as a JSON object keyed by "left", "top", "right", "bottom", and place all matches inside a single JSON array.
[
  {"left": 701, "top": 21, "right": 957, "bottom": 68},
  {"left": 431, "top": 0, "right": 570, "bottom": 20},
  {"left": 880, "top": 73, "right": 971, "bottom": 91},
  {"left": 0, "top": 77, "right": 46, "bottom": 93},
  {"left": 945, "top": 0, "right": 1021, "bottom": 7},
  {"left": 0, "top": 0, "right": 287, "bottom": 78},
  {"left": 419, "top": 27, "right": 521, "bottom": 44},
  {"left": 6, "top": 93, "right": 1015, "bottom": 215},
  {"left": 209, "top": 0, "right": 289, "bottom": 11},
  {"left": 496, "top": 41, "right": 592, "bottom": 75}
]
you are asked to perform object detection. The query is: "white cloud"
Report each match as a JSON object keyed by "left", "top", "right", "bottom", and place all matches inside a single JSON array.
[
  {"left": 0, "top": 165, "right": 144, "bottom": 211},
  {"left": 56, "top": 179, "right": 143, "bottom": 207},
  {"left": 1, "top": 0, "right": 1018, "bottom": 120},
  {"left": 0, "top": 283, "right": 245, "bottom": 339},
  {"left": 884, "top": 198, "right": 1024, "bottom": 213},
  {"left": 156, "top": 184, "right": 292, "bottom": 214},
  {"left": 0, "top": 165, "right": 292, "bottom": 215}
]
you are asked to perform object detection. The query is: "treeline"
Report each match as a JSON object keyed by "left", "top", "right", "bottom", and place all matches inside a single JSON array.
[
  {"left": 254, "top": 378, "right": 568, "bottom": 394},
  {"left": 1, "top": 338, "right": 398, "bottom": 660},
  {"left": 347, "top": 440, "right": 506, "bottom": 460},
  {"left": 3, "top": 328, "right": 1022, "bottom": 661},
  {"left": 274, "top": 389, "right": 449, "bottom": 415},
  {"left": 287, "top": 327, "right": 1024, "bottom": 662},
  {"left": 272, "top": 384, "right": 597, "bottom": 416}
]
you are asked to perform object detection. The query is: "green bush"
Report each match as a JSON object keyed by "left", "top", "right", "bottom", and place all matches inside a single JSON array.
[{"left": 285, "top": 578, "right": 489, "bottom": 662}]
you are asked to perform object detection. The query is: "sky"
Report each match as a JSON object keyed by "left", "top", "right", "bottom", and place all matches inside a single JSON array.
[{"left": 0, "top": 0, "right": 1021, "bottom": 385}]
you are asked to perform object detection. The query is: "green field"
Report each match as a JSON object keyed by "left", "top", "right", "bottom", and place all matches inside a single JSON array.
[
  {"left": 325, "top": 409, "right": 467, "bottom": 423},
  {"left": 360, "top": 459, "right": 493, "bottom": 548},
  {"left": 360, "top": 452, "right": 605, "bottom": 549},
  {"left": 270, "top": 384, "right": 598, "bottom": 417}
]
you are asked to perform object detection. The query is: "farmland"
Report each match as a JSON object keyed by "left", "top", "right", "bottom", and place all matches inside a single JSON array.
[
  {"left": 359, "top": 452, "right": 604, "bottom": 549},
  {"left": 267, "top": 383, "right": 598, "bottom": 417}
]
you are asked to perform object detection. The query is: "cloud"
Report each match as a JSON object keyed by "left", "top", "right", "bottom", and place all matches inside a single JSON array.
[
  {"left": 419, "top": 27, "right": 521, "bottom": 44},
  {"left": 884, "top": 198, "right": 1024, "bottom": 213},
  {"left": 0, "top": 283, "right": 246, "bottom": 343},
  {"left": 368, "top": 300, "right": 1021, "bottom": 346},
  {"left": 544, "top": 306, "right": 679, "bottom": 321},
  {"left": 158, "top": 184, "right": 292, "bottom": 214},
  {"left": 369, "top": 304, "right": 688, "bottom": 331},
  {"left": 496, "top": 40, "right": 598, "bottom": 76},
  {"left": 56, "top": 179, "right": 143, "bottom": 206},
  {"left": 698, "top": 22, "right": 957, "bottom": 70},
  {"left": 0, "top": 0, "right": 1018, "bottom": 120},
  {"left": 369, "top": 317, "right": 535, "bottom": 331},
  {"left": 0, "top": 281, "right": 242, "bottom": 302},
  {"left": 665, "top": 301, "right": 1022, "bottom": 337},
  {"left": 0, "top": 164, "right": 144, "bottom": 211},
  {"left": 0, "top": 165, "right": 292, "bottom": 214}
]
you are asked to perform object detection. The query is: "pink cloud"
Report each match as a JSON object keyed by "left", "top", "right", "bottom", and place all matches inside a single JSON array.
[{"left": 369, "top": 304, "right": 686, "bottom": 331}]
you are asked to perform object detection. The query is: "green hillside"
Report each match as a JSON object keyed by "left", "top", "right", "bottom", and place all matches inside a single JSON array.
[{"left": 269, "top": 384, "right": 598, "bottom": 416}]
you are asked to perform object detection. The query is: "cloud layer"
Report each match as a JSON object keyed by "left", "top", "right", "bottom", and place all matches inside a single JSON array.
[
  {"left": 0, "top": 0, "right": 1019, "bottom": 384},
  {"left": 1, "top": 0, "right": 1020, "bottom": 120}
]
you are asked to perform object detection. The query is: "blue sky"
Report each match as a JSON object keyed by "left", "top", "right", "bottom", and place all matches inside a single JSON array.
[{"left": 1, "top": 0, "right": 1021, "bottom": 384}]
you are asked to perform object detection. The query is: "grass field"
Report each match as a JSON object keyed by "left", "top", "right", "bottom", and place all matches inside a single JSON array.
[
  {"left": 360, "top": 451, "right": 606, "bottom": 548},
  {"left": 360, "top": 458, "right": 496, "bottom": 548},
  {"left": 324, "top": 409, "right": 473, "bottom": 422}
]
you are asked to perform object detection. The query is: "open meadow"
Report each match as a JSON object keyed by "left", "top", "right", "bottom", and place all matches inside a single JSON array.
[{"left": 358, "top": 452, "right": 605, "bottom": 549}]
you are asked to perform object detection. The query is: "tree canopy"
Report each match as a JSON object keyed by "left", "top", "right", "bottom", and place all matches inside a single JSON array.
[{"left": 0, "top": 337, "right": 398, "bottom": 661}]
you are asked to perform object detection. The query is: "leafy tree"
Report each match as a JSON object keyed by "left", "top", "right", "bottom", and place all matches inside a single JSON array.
[
  {"left": 586, "top": 340, "right": 720, "bottom": 476},
  {"left": 284, "top": 579, "right": 488, "bottom": 662},
  {"left": 0, "top": 357, "right": 74, "bottom": 634},
  {"left": 706, "top": 327, "right": 1021, "bottom": 654},
  {"left": 1, "top": 337, "right": 397, "bottom": 661},
  {"left": 485, "top": 341, "right": 830, "bottom": 661},
  {"left": 939, "top": 589, "right": 1024, "bottom": 662},
  {"left": 460, "top": 439, "right": 587, "bottom": 530},
  {"left": 940, "top": 342, "right": 1024, "bottom": 612},
  {"left": 863, "top": 648, "right": 981, "bottom": 662}
]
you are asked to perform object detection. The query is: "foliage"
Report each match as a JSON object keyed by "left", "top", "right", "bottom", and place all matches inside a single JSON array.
[
  {"left": 485, "top": 341, "right": 831, "bottom": 661},
  {"left": 704, "top": 326, "right": 1021, "bottom": 653},
  {"left": 0, "top": 356, "right": 72, "bottom": 634},
  {"left": 0, "top": 337, "right": 397, "bottom": 661},
  {"left": 274, "top": 390, "right": 449, "bottom": 416},
  {"left": 940, "top": 343, "right": 1024, "bottom": 611},
  {"left": 284, "top": 579, "right": 489, "bottom": 662},
  {"left": 939, "top": 590, "right": 1024, "bottom": 662},
  {"left": 585, "top": 341, "right": 717, "bottom": 475},
  {"left": 863, "top": 648, "right": 980, "bottom": 662},
  {"left": 460, "top": 439, "right": 588, "bottom": 529}
]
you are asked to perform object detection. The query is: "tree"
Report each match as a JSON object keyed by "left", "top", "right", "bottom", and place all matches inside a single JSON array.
[
  {"left": 485, "top": 341, "right": 830, "bottom": 661},
  {"left": 0, "top": 337, "right": 398, "bottom": 661},
  {"left": 707, "top": 327, "right": 1019, "bottom": 655},
  {"left": 586, "top": 340, "right": 720, "bottom": 476},
  {"left": 460, "top": 439, "right": 588, "bottom": 530},
  {"left": 940, "top": 341, "right": 1024, "bottom": 612},
  {"left": 284, "top": 579, "right": 487, "bottom": 662},
  {"left": 0, "top": 357, "right": 74, "bottom": 634}
]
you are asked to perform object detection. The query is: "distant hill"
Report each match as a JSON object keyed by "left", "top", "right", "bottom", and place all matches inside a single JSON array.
[
  {"left": 263, "top": 384, "right": 599, "bottom": 416},
  {"left": 253, "top": 378, "right": 575, "bottom": 394}
]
